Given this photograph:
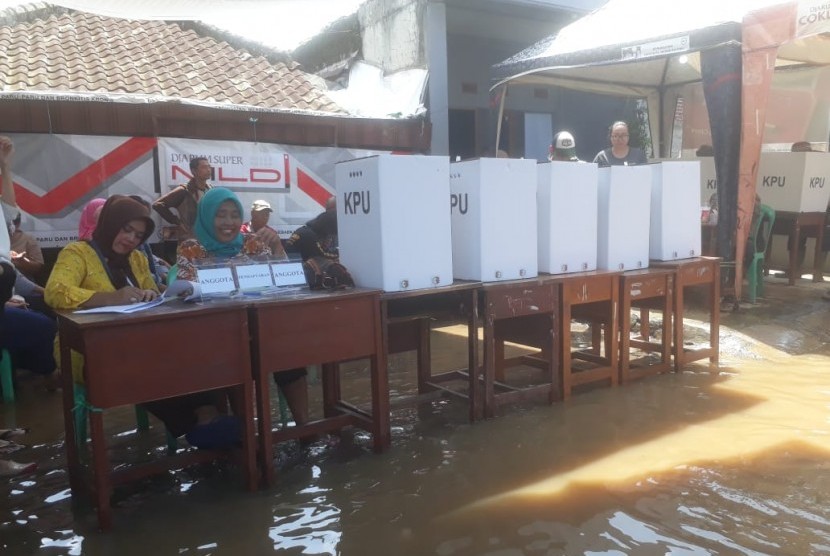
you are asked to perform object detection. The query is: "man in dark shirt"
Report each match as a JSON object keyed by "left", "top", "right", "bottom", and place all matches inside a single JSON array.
[
  {"left": 284, "top": 199, "right": 338, "bottom": 261},
  {"left": 152, "top": 156, "right": 212, "bottom": 240}
]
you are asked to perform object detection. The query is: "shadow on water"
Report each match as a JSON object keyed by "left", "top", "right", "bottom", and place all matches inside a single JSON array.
[{"left": 2, "top": 279, "right": 830, "bottom": 554}]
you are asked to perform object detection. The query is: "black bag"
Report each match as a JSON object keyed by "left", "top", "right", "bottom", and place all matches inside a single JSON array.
[{"left": 302, "top": 256, "right": 355, "bottom": 290}]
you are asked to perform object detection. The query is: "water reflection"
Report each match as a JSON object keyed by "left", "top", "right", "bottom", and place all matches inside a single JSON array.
[{"left": 2, "top": 283, "right": 830, "bottom": 555}]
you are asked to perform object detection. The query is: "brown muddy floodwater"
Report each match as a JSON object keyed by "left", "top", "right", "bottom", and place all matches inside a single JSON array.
[{"left": 2, "top": 279, "right": 830, "bottom": 555}]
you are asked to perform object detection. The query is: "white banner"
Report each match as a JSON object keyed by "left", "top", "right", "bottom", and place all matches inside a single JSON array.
[
  {"left": 620, "top": 36, "right": 689, "bottom": 61},
  {"left": 797, "top": 0, "right": 830, "bottom": 38}
]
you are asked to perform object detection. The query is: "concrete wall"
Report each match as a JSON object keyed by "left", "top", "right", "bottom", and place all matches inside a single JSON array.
[
  {"left": 359, "top": 0, "right": 427, "bottom": 71},
  {"left": 355, "top": 0, "right": 626, "bottom": 158}
]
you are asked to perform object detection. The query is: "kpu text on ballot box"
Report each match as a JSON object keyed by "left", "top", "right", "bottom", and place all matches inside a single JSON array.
[
  {"left": 649, "top": 161, "right": 702, "bottom": 261},
  {"left": 693, "top": 156, "right": 717, "bottom": 206},
  {"left": 336, "top": 154, "right": 453, "bottom": 292},
  {"left": 537, "top": 161, "right": 598, "bottom": 274},
  {"left": 597, "top": 165, "right": 651, "bottom": 271},
  {"left": 756, "top": 151, "right": 830, "bottom": 212},
  {"left": 449, "top": 157, "right": 538, "bottom": 282}
]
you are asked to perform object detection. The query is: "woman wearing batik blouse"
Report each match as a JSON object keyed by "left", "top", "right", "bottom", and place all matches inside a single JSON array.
[{"left": 177, "top": 187, "right": 309, "bottom": 431}]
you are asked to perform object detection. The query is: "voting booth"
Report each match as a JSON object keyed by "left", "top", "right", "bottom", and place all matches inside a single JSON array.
[
  {"left": 649, "top": 161, "right": 702, "bottom": 261},
  {"left": 755, "top": 152, "right": 830, "bottom": 212},
  {"left": 537, "top": 161, "right": 598, "bottom": 274},
  {"left": 449, "top": 157, "right": 538, "bottom": 281},
  {"left": 336, "top": 154, "right": 453, "bottom": 292},
  {"left": 597, "top": 165, "right": 651, "bottom": 271}
]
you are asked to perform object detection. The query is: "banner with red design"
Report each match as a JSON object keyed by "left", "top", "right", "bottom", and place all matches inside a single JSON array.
[
  {"left": 158, "top": 138, "right": 385, "bottom": 238},
  {"left": 10, "top": 134, "right": 391, "bottom": 247},
  {"left": 8, "top": 133, "right": 157, "bottom": 247}
]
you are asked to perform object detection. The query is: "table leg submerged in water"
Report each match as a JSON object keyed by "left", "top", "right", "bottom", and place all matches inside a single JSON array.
[
  {"left": 250, "top": 290, "right": 389, "bottom": 487},
  {"left": 57, "top": 304, "right": 257, "bottom": 530},
  {"left": 381, "top": 282, "right": 482, "bottom": 422},
  {"left": 653, "top": 257, "right": 720, "bottom": 372}
]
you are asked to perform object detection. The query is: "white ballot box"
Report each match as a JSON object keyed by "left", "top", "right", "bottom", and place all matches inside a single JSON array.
[
  {"left": 449, "top": 157, "right": 538, "bottom": 281},
  {"left": 756, "top": 152, "right": 830, "bottom": 212},
  {"left": 649, "top": 161, "right": 702, "bottom": 261},
  {"left": 597, "top": 165, "right": 651, "bottom": 271},
  {"left": 755, "top": 152, "right": 830, "bottom": 212},
  {"left": 537, "top": 161, "right": 598, "bottom": 274},
  {"left": 336, "top": 154, "right": 453, "bottom": 292}
]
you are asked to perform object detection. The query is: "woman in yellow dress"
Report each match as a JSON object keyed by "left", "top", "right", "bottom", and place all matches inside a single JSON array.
[{"left": 45, "top": 195, "right": 239, "bottom": 449}]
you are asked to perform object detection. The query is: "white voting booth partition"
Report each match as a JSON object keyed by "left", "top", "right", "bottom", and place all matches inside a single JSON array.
[
  {"left": 597, "top": 165, "right": 651, "bottom": 271},
  {"left": 756, "top": 152, "right": 830, "bottom": 212},
  {"left": 537, "top": 161, "right": 598, "bottom": 274},
  {"left": 336, "top": 154, "right": 453, "bottom": 292},
  {"left": 650, "top": 161, "right": 702, "bottom": 261},
  {"left": 450, "top": 157, "right": 538, "bottom": 281}
]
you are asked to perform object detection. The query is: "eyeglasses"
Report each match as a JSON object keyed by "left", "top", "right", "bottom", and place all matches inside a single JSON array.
[{"left": 611, "top": 134, "right": 629, "bottom": 139}]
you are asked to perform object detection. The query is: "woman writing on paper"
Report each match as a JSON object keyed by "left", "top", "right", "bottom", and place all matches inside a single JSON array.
[
  {"left": 45, "top": 196, "right": 240, "bottom": 449},
  {"left": 176, "top": 187, "right": 309, "bottom": 430}
]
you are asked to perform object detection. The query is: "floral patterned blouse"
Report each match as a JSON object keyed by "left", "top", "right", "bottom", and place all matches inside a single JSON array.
[{"left": 176, "top": 234, "right": 272, "bottom": 282}]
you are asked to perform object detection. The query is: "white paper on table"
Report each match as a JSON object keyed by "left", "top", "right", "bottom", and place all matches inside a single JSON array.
[
  {"left": 162, "top": 279, "right": 201, "bottom": 301},
  {"left": 72, "top": 280, "right": 204, "bottom": 314},
  {"left": 73, "top": 296, "right": 168, "bottom": 314}
]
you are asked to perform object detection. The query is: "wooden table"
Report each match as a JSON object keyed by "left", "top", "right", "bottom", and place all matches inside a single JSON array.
[
  {"left": 480, "top": 277, "right": 559, "bottom": 417},
  {"left": 381, "top": 281, "right": 482, "bottom": 421},
  {"left": 618, "top": 268, "right": 674, "bottom": 383},
  {"left": 653, "top": 257, "right": 720, "bottom": 371},
  {"left": 765, "top": 210, "right": 826, "bottom": 284},
  {"left": 249, "top": 289, "right": 388, "bottom": 487},
  {"left": 57, "top": 301, "right": 258, "bottom": 530},
  {"left": 546, "top": 271, "right": 620, "bottom": 400}
]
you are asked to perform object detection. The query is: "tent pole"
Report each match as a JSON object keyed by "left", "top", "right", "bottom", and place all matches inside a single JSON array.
[{"left": 495, "top": 85, "right": 507, "bottom": 154}]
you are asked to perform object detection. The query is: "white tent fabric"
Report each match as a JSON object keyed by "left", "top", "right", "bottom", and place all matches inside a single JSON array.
[
  {"left": 490, "top": 0, "right": 830, "bottom": 298},
  {"left": 490, "top": 0, "right": 830, "bottom": 156}
]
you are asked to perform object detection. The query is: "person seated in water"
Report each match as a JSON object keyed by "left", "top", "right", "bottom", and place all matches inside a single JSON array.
[
  {"left": 45, "top": 195, "right": 239, "bottom": 449},
  {"left": 176, "top": 188, "right": 309, "bottom": 428}
]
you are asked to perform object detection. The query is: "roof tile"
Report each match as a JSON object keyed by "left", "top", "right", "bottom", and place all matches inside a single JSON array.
[{"left": 0, "top": 8, "right": 343, "bottom": 114}]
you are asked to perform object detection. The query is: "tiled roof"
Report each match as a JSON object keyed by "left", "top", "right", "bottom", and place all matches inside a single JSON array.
[{"left": 0, "top": 6, "right": 344, "bottom": 115}]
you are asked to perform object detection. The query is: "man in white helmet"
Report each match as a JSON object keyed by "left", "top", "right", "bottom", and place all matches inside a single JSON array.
[{"left": 547, "top": 131, "right": 581, "bottom": 162}]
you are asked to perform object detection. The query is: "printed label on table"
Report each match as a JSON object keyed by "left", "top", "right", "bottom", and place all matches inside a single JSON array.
[
  {"left": 196, "top": 267, "right": 237, "bottom": 295},
  {"left": 271, "top": 261, "right": 306, "bottom": 287},
  {"left": 235, "top": 263, "right": 275, "bottom": 290}
]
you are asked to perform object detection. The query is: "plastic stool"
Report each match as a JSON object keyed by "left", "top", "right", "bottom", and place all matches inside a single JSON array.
[{"left": 1, "top": 349, "right": 13, "bottom": 403}]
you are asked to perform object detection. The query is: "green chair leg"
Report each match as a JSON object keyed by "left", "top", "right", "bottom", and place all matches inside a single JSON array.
[
  {"left": 0, "top": 349, "right": 14, "bottom": 403},
  {"left": 75, "top": 385, "right": 178, "bottom": 454},
  {"left": 136, "top": 405, "right": 178, "bottom": 454},
  {"left": 166, "top": 430, "right": 178, "bottom": 456},
  {"left": 135, "top": 406, "right": 150, "bottom": 432},
  {"left": 73, "top": 384, "right": 89, "bottom": 450}
]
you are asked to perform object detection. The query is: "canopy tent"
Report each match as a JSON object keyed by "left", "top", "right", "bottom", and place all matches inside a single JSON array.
[{"left": 490, "top": 0, "right": 830, "bottom": 299}]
